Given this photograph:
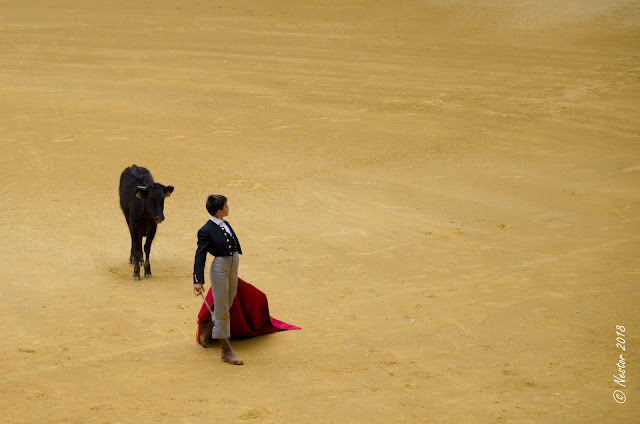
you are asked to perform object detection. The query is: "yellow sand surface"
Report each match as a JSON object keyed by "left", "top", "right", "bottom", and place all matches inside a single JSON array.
[{"left": 1, "top": 1, "right": 639, "bottom": 422}]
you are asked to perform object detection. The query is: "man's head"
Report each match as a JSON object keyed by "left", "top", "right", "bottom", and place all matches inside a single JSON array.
[{"left": 206, "top": 194, "right": 228, "bottom": 217}]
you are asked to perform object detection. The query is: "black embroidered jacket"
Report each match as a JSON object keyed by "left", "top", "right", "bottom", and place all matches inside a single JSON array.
[{"left": 193, "top": 219, "right": 242, "bottom": 285}]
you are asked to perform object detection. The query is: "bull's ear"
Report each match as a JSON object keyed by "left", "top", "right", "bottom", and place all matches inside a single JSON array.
[
  {"left": 135, "top": 186, "right": 148, "bottom": 199},
  {"left": 165, "top": 185, "right": 174, "bottom": 197}
]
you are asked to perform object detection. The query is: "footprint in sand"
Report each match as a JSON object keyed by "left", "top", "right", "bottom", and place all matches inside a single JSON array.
[{"left": 238, "top": 407, "right": 270, "bottom": 420}]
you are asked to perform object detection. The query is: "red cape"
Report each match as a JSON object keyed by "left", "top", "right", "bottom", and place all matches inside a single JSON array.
[{"left": 196, "top": 277, "right": 300, "bottom": 343}]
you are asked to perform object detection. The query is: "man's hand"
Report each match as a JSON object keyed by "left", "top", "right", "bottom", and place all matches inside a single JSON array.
[{"left": 193, "top": 283, "right": 205, "bottom": 296}]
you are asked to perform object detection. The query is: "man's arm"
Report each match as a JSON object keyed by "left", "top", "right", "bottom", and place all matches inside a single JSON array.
[{"left": 193, "top": 227, "right": 209, "bottom": 286}]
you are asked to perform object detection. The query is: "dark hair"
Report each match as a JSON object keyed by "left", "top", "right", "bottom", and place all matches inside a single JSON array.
[{"left": 206, "top": 194, "right": 227, "bottom": 215}]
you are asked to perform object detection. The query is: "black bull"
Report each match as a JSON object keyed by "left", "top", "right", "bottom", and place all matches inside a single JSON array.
[{"left": 119, "top": 165, "right": 174, "bottom": 281}]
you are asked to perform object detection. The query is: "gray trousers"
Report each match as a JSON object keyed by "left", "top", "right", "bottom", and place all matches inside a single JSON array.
[{"left": 209, "top": 252, "right": 239, "bottom": 339}]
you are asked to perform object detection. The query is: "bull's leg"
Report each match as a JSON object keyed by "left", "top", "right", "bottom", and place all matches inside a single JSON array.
[
  {"left": 126, "top": 216, "right": 136, "bottom": 264},
  {"left": 129, "top": 244, "right": 143, "bottom": 266},
  {"left": 130, "top": 252, "right": 143, "bottom": 266},
  {"left": 125, "top": 217, "right": 144, "bottom": 266},
  {"left": 129, "top": 242, "right": 136, "bottom": 264},
  {"left": 130, "top": 226, "right": 143, "bottom": 281},
  {"left": 143, "top": 226, "right": 157, "bottom": 279}
]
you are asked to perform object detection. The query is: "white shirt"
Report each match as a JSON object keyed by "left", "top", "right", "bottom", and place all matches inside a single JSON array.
[{"left": 209, "top": 215, "right": 233, "bottom": 238}]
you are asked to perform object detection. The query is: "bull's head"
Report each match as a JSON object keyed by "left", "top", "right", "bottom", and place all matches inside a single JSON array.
[{"left": 135, "top": 184, "right": 174, "bottom": 223}]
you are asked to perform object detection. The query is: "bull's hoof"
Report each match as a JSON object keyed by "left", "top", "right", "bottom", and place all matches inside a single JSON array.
[
  {"left": 144, "top": 273, "right": 152, "bottom": 279},
  {"left": 132, "top": 274, "right": 140, "bottom": 281},
  {"left": 129, "top": 259, "right": 134, "bottom": 265}
]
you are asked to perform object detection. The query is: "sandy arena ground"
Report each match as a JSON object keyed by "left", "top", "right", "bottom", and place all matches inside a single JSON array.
[{"left": 1, "top": 1, "right": 639, "bottom": 423}]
